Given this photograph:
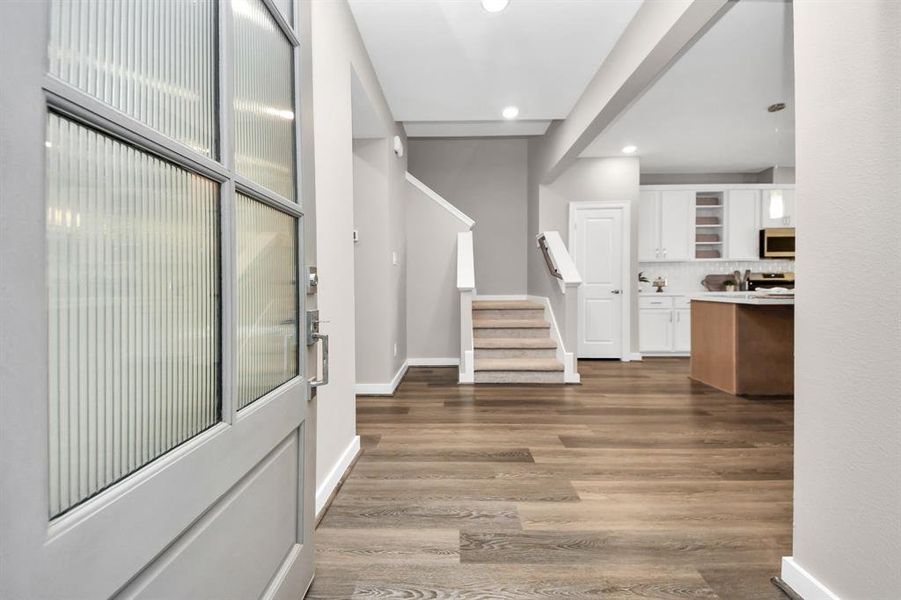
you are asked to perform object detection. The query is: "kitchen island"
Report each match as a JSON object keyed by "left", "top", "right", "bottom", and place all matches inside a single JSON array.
[{"left": 689, "top": 293, "right": 794, "bottom": 395}]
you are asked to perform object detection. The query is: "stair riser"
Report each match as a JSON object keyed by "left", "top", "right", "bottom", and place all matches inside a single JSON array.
[
  {"left": 474, "top": 371, "right": 565, "bottom": 384},
  {"left": 474, "top": 327, "right": 550, "bottom": 339},
  {"left": 472, "top": 308, "right": 545, "bottom": 321},
  {"left": 475, "top": 348, "right": 556, "bottom": 359}
]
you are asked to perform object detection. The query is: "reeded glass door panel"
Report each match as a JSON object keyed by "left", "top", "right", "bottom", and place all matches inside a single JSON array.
[
  {"left": 233, "top": 0, "right": 296, "bottom": 201},
  {"left": 46, "top": 114, "right": 221, "bottom": 517},
  {"left": 235, "top": 195, "right": 298, "bottom": 410},
  {"left": 48, "top": 0, "right": 217, "bottom": 157}
]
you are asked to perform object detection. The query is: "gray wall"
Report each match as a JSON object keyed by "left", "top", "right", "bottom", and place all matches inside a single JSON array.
[
  {"left": 790, "top": 3, "right": 901, "bottom": 598},
  {"left": 408, "top": 138, "right": 528, "bottom": 295},
  {"left": 405, "top": 180, "right": 471, "bottom": 361},
  {"left": 640, "top": 168, "right": 797, "bottom": 185},
  {"left": 353, "top": 137, "right": 407, "bottom": 386},
  {"left": 528, "top": 154, "right": 641, "bottom": 354},
  {"left": 640, "top": 172, "right": 764, "bottom": 185}
]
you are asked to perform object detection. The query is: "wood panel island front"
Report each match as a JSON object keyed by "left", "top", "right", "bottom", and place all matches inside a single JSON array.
[{"left": 689, "top": 294, "right": 794, "bottom": 395}]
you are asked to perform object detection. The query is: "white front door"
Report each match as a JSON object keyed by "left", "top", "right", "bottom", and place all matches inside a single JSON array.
[
  {"left": 572, "top": 206, "right": 625, "bottom": 359},
  {"left": 0, "top": 1, "right": 317, "bottom": 598}
]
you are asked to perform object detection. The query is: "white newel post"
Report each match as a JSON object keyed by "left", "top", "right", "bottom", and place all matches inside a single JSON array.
[
  {"left": 456, "top": 231, "right": 475, "bottom": 383},
  {"left": 562, "top": 282, "right": 580, "bottom": 381}
]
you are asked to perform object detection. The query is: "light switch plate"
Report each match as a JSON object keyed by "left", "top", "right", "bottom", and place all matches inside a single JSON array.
[{"left": 392, "top": 251, "right": 398, "bottom": 265}]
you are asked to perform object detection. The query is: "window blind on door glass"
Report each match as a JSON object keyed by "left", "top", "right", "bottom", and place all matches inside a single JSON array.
[
  {"left": 235, "top": 195, "right": 298, "bottom": 410},
  {"left": 48, "top": 0, "right": 217, "bottom": 157},
  {"left": 233, "top": 0, "right": 296, "bottom": 201},
  {"left": 46, "top": 114, "right": 221, "bottom": 518}
]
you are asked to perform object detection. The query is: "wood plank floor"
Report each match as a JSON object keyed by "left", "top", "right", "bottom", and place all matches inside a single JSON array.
[{"left": 309, "top": 358, "right": 793, "bottom": 599}]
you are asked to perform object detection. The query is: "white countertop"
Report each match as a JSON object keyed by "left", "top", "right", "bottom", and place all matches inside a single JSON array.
[{"left": 689, "top": 291, "right": 795, "bottom": 306}]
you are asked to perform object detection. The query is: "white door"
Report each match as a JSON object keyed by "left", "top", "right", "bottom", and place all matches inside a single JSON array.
[
  {"left": 673, "top": 309, "right": 692, "bottom": 352},
  {"left": 659, "top": 191, "right": 694, "bottom": 260},
  {"left": 573, "top": 207, "right": 624, "bottom": 358},
  {"left": 727, "top": 190, "right": 761, "bottom": 260},
  {"left": 639, "top": 310, "right": 673, "bottom": 353},
  {"left": 0, "top": 2, "right": 318, "bottom": 599},
  {"left": 638, "top": 191, "right": 660, "bottom": 261}
]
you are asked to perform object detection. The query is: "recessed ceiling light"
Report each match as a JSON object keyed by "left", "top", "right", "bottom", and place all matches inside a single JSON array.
[
  {"left": 622, "top": 145, "right": 637, "bottom": 154},
  {"left": 502, "top": 106, "right": 519, "bottom": 120},
  {"left": 481, "top": 0, "right": 509, "bottom": 13}
]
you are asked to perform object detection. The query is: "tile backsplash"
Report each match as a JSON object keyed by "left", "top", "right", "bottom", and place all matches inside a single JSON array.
[{"left": 638, "top": 260, "right": 796, "bottom": 293}]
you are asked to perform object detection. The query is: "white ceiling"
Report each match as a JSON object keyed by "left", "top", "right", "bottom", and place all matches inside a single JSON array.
[
  {"left": 581, "top": 0, "right": 796, "bottom": 173},
  {"left": 348, "top": 0, "right": 643, "bottom": 137}
]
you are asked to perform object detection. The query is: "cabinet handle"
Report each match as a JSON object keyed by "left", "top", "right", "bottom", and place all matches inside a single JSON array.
[
  {"left": 663, "top": 248, "right": 668, "bottom": 258},
  {"left": 655, "top": 248, "right": 660, "bottom": 258}
]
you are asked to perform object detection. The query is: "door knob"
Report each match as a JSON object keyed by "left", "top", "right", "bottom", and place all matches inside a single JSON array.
[{"left": 611, "top": 289, "right": 621, "bottom": 295}]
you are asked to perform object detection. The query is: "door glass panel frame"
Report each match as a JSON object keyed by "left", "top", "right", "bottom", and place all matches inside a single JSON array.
[{"left": 0, "top": 1, "right": 309, "bottom": 598}]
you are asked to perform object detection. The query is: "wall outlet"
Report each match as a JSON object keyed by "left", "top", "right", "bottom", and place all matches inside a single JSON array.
[{"left": 393, "top": 343, "right": 397, "bottom": 357}]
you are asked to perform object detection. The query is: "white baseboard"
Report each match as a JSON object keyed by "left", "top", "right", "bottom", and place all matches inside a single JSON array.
[
  {"left": 315, "top": 435, "right": 361, "bottom": 519},
  {"left": 355, "top": 360, "right": 409, "bottom": 396},
  {"left": 407, "top": 357, "right": 460, "bottom": 366},
  {"left": 781, "top": 557, "right": 841, "bottom": 600},
  {"left": 474, "top": 294, "right": 528, "bottom": 301},
  {"left": 624, "top": 352, "right": 643, "bottom": 362}
]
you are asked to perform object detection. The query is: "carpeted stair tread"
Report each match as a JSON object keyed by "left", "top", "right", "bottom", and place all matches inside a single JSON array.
[
  {"left": 474, "top": 358, "right": 564, "bottom": 372},
  {"left": 473, "top": 318, "right": 549, "bottom": 329},
  {"left": 474, "top": 337, "right": 557, "bottom": 349},
  {"left": 472, "top": 300, "right": 544, "bottom": 310}
]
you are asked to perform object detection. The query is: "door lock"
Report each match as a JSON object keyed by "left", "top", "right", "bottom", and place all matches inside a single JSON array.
[
  {"left": 611, "top": 289, "right": 622, "bottom": 295},
  {"left": 306, "top": 266, "right": 319, "bottom": 295}
]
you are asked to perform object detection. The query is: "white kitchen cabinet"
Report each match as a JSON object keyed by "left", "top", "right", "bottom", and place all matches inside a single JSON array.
[
  {"left": 673, "top": 308, "right": 691, "bottom": 352},
  {"left": 639, "top": 309, "right": 673, "bottom": 353},
  {"left": 726, "top": 189, "right": 761, "bottom": 260},
  {"left": 639, "top": 295, "right": 691, "bottom": 355},
  {"left": 638, "top": 191, "right": 660, "bottom": 261},
  {"left": 761, "top": 189, "right": 796, "bottom": 228},
  {"left": 660, "top": 191, "right": 694, "bottom": 260},
  {"left": 638, "top": 190, "right": 693, "bottom": 261}
]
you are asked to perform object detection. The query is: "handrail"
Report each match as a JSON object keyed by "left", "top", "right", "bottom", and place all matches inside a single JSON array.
[
  {"left": 537, "top": 234, "right": 563, "bottom": 280},
  {"left": 456, "top": 231, "right": 475, "bottom": 291},
  {"left": 406, "top": 172, "right": 475, "bottom": 229},
  {"left": 536, "top": 231, "right": 581, "bottom": 288}
]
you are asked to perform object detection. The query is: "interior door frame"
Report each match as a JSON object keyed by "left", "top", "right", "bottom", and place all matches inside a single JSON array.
[
  {"left": 0, "top": 1, "right": 315, "bottom": 598},
  {"left": 568, "top": 201, "right": 632, "bottom": 361}
]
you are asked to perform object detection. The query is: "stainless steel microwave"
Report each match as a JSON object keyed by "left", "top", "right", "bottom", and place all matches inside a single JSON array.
[{"left": 759, "top": 227, "right": 795, "bottom": 259}]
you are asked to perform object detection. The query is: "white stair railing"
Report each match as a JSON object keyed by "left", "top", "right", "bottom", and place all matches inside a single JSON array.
[
  {"left": 536, "top": 231, "right": 582, "bottom": 383},
  {"left": 457, "top": 230, "right": 475, "bottom": 383}
]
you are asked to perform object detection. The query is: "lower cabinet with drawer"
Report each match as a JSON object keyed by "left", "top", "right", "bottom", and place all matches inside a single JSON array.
[{"left": 639, "top": 295, "right": 692, "bottom": 356}]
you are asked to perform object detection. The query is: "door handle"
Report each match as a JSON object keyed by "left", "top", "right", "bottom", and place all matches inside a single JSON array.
[
  {"left": 611, "top": 289, "right": 621, "bottom": 295},
  {"left": 310, "top": 332, "right": 329, "bottom": 389},
  {"left": 306, "top": 309, "right": 329, "bottom": 390}
]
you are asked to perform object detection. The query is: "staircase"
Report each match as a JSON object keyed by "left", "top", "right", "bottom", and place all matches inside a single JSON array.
[{"left": 472, "top": 300, "right": 564, "bottom": 384}]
